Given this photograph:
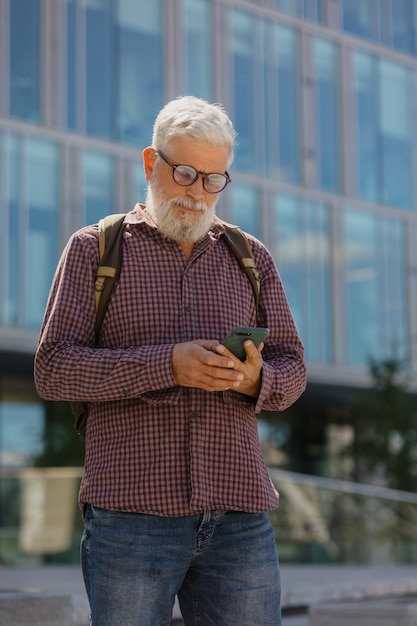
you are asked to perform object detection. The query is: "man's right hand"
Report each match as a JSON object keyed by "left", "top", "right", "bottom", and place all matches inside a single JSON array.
[{"left": 171, "top": 340, "right": 244, "bottom": 392}]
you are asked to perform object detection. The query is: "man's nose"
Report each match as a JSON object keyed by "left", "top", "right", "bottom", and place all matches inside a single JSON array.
[{"left": 185, "top": 175, "right": 205, "bottom": 200}]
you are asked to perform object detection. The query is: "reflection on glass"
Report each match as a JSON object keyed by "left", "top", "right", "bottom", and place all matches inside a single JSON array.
[
  {"left": 313, "top": 38, "right": 340, "bottom": 192},
  {"left": 379, "top": 61, "right": 412, "bottom": 209},
  {"left": 391, "top": 0, "right": 416, "bottom": 54},
  {"left": 354, "top": 51, "right": 378, "bottom": 202},
  {"left": 230, "top": 184, "right": 260, "bottom": 238},
  {"left": 273, "top": 195, "right": 331, "bottom": 364},
  {"left": 268, "top": 469, "right": 417, "bottom": 564},
  {"left": 86, "top": 0, "right": 113, "bottom": 138},
  {"left": 342, "top": 0, "right": 417, "bottom": 56},
  {"left": 274, "top": 0, "right": 326, "bottom": 22},
  {"left": 344, "top": 210, "right": 406, "bottom": 366},
  {"left": 265, "top": 23, "right": 299, "bottom": 183},
  {"left": 67, "top": 0, "right": 163, "bottom": 145},
  {"left": 4, "top": 135, "right": 58, "bottom": 329},
  {"left": 116, "top": 0, "right": 163, "bottom": 145},
  {"left": 229, "top": 9, "right": 258, "bottom": 172},
  {"left": 0, "top": 403, "right": 44, "bottom": 467},
  {"left": 354, "top": 53, "right": 413, "bottom": 210},
  {"left": 27, "top": 139, "right": 59, "bottom": 329},
  {"left": 9, "top": 0, "right": 40, "bottom": 121},
  {"left": 134, "top": 159, "right": 147, "bottom": 205},
  {"left": 5, "top": 134, "right": 21, "bottom": 326},
  {"left": 184, "top": 0, "right": 212, "bottom": 100},
  {"left": 82, "top": 151, "right": 114, "bottom": 225},
  {"left": 341, "top": 0, "right": 374, "bottom": 41},
  {"left": 66, "top": 0, "right": 77, "bottom": 130},
  {"left": 274, "top": 0, "right": 298, "bottom": 16}
]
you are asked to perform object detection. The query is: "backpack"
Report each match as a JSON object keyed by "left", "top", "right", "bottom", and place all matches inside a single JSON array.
[{"left": 71, "top": 213, "right": 260, "bottom": 436}]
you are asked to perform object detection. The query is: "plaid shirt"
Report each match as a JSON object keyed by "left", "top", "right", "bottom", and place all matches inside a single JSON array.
[{"left": 35, "top": 205, "right": 306, "bottom": 516}]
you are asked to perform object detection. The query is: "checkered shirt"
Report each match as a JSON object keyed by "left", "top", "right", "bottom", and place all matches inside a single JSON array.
[{"left": 34, "top": 205, "right": 306, "bottom": 516}]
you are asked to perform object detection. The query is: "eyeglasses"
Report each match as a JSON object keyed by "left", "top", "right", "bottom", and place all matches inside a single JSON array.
[{"left": 156, "top": 150, "right": 231, "bottom": 194}]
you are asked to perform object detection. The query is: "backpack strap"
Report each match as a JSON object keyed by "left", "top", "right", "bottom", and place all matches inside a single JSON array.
[
  {"left": 72, "top": 213, "right": 126, "bottom": 436},
  {"left": 94, "top": 213, "right": 126, "bottom": 341},
  {"left": 221, "top": 225, "right": 260, "bottom": 314}
]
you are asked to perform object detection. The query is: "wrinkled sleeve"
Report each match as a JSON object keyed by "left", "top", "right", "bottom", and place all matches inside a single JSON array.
[
  {"left": 224, "top": 238, "right": 307, "bottom": 413},
  {"left": 34, "top": 230, "right": 178, "bottom": 403},
  {"left": 256, "top": 245, "right": 306, "bottom": 412}
]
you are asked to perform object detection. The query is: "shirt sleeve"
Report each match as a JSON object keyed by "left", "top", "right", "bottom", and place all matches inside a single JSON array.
[
  {"left": 223, "top": 237, "right": 307, "bottom": 413},
  {"left": 34, "top": 229, "right": 179, "bottom": 403}
]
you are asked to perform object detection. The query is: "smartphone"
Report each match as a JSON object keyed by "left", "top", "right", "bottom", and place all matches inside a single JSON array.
[{"left": 222, "top": 326, "right": 270, "bottom": 361}]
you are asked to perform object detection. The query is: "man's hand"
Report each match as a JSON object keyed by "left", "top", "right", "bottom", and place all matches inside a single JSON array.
[
  {"left": 215, "top": 340, "right": 264, "bottom": 398},
  {"left": 172, "top": 340, "right": 244, "bottom": 392},
  {"left": 171, "top": 339, "right": 263, "bottom": 397}
]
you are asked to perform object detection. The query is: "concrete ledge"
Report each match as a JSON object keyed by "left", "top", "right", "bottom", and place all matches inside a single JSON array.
[
  {"left": 0, "top": 592, "right": 73, "bottom": 626},
  {"left": 310, "top": 597, "right": 417, "bottom": 626}
]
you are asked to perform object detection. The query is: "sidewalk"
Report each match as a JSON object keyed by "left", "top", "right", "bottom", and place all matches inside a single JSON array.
[{"left": 0, "top": 563, "right": 416, "bottom": 625}]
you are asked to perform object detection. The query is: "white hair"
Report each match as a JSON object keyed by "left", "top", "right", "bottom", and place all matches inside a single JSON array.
[{"left": 152, "top": 96, "right": 237, "bottom": 167}]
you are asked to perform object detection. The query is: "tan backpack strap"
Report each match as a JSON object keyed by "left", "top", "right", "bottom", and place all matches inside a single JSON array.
[
  {"left": 98, "top": 217, "right": 106, "bottom": 258},
  {"left": 94, "top": 213, "right": 126, "bottom": 339},
  {"left": 221, "top": 225, "right": 260, "bottom": 314}
]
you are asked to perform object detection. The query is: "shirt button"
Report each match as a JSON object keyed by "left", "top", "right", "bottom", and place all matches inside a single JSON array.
[
  {"left": 185, "top": 305, "right": 192, "bottom": 312},
  {"left": 192, "top": 411, "right": 200, "bottom": 419}
]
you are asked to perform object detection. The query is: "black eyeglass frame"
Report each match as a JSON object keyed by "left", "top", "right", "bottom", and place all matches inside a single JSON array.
[{"left": 156, "top": 150, "right": 231, "bottom": 193}]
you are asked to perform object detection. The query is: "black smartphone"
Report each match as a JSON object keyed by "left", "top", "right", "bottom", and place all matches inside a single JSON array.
[{"left": 222, "top": 326, "right": 270, "bottom": 361}]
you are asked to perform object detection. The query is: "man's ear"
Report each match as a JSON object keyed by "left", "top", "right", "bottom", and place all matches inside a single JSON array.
[{"left": 143, "top": 147, "right": 157, "bottom": 182}]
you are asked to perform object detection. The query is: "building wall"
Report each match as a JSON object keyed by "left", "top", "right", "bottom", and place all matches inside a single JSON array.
[{"left": 0, "top": 0, "right": 417, "bottom": 556}]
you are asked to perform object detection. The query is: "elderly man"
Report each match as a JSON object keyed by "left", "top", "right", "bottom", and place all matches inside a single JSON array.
[{"left": 35, "top": 96, "right": 306, "bottom": 626}]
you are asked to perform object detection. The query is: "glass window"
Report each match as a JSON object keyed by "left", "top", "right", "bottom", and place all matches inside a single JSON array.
[
  {"left": 134, "top": 159, "right": 147, "bottom": 205},
  {"left": 116, "top": 0, "right": 163, "bottom": 146},
  {"left": 313, "top": 38, "right": 340, "bottom": 192},
  {"left": 66, "top": 0, "right": 77, "bottom": 130},
  {"left": 82, "top": 151, "right": 115, "bottom": 225},
  {"left": 85, "top": 0, "right": 113, "bottom": 138},
  {"left": 230, "top": 183, "right": 260, "bottom": 239},
  {"left": 0, "top": 134, "right": 3, "bottom": 323},
  {"left": 5, "top": 134, "right": 21, "bottom": 326},
  {"left": 184, "top": 0, "right": 212, "bottom": 100},
  {"left": 274, "top": 0, "right": 298, "bottom": 16},
  {"left": 3, "top": 135, "right": 59, "bottom": 329},
  {"left": 264, "top": 23, "right": 299, "bottom": 183},
  {"left": 391, "top": 0, "right": 416, "bottom": 54},
  {"left": 413, "top": 223, "right": 417, "bottom": 378},
  {"left": 9, "top": 0, "right": 40, "bottom": 121},
  {"left": 353, "top": 52, "right": 413, "bottom": 210},
  {"left": 353, "top": 51, "right": 379, "bottom": 203},
  {"left": 67, "top": 0, "right": 163, "bottom": 145},
  {"left": 27, "top": 139, "right": 59, "bottom": 329},
  {"left": 273, "top": 0, "right": 327, "bottom": 22},
  {"left": 343, "top": 211, "right": 407, "bottom": 366},
  {"left": 229, "top": 10, "right": 259, "bottom": 173},
  {"left": 341, "top": 0, "right": 375, "bottom": 41},
  {"left": 273, "top": 195, "right": 331, "bottom": 364},
  {"left": 0, "top": 401, "right": 44, "bottom": 467},
  {"left": 379, "top": 60, "right": 412, "bottom": 209},
  {"left": 303, "top": 0, "right": 326, "bottom": 23}
]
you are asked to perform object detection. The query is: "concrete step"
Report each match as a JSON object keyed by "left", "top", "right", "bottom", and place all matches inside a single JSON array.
[
  {"left": 0, "top": 592, "right": 73, "bottom": 626},
  {"left": 310, "top": 596, "right": 417, "bottom": 626}
]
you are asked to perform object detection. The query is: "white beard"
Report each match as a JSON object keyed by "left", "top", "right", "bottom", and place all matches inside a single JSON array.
[{"left": 145, "top": 184, "right": 217, "bottom": 243}]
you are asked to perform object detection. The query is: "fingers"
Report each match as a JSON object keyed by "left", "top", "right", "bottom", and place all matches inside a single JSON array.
[
  {"left": 172, "top": 341, "right": 244, "bottom": 391},
  {"left": 216, "top": 340, "right": 264, "bottom": 398},
  {"left": 216, "top": 340, "right": 264, "bottom": 365}
]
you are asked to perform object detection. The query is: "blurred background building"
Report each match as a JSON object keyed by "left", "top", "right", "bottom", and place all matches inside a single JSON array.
[{"left": 0, "top": 0, "right": 417, "bottom": 565}]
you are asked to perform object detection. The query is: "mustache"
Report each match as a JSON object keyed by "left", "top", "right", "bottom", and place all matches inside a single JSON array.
[{"left": 171, "top": 197, "right": 208, "bottom": 212}]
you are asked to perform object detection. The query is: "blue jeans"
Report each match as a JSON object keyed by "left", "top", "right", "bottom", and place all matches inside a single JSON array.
[{"left": 81, "top": 505, "right": 281, "bottom": 626}]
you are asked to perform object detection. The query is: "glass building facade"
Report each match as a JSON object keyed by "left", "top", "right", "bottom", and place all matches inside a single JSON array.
[{"left": 1, "top": 0, "right": 417, "bottom": 564}]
